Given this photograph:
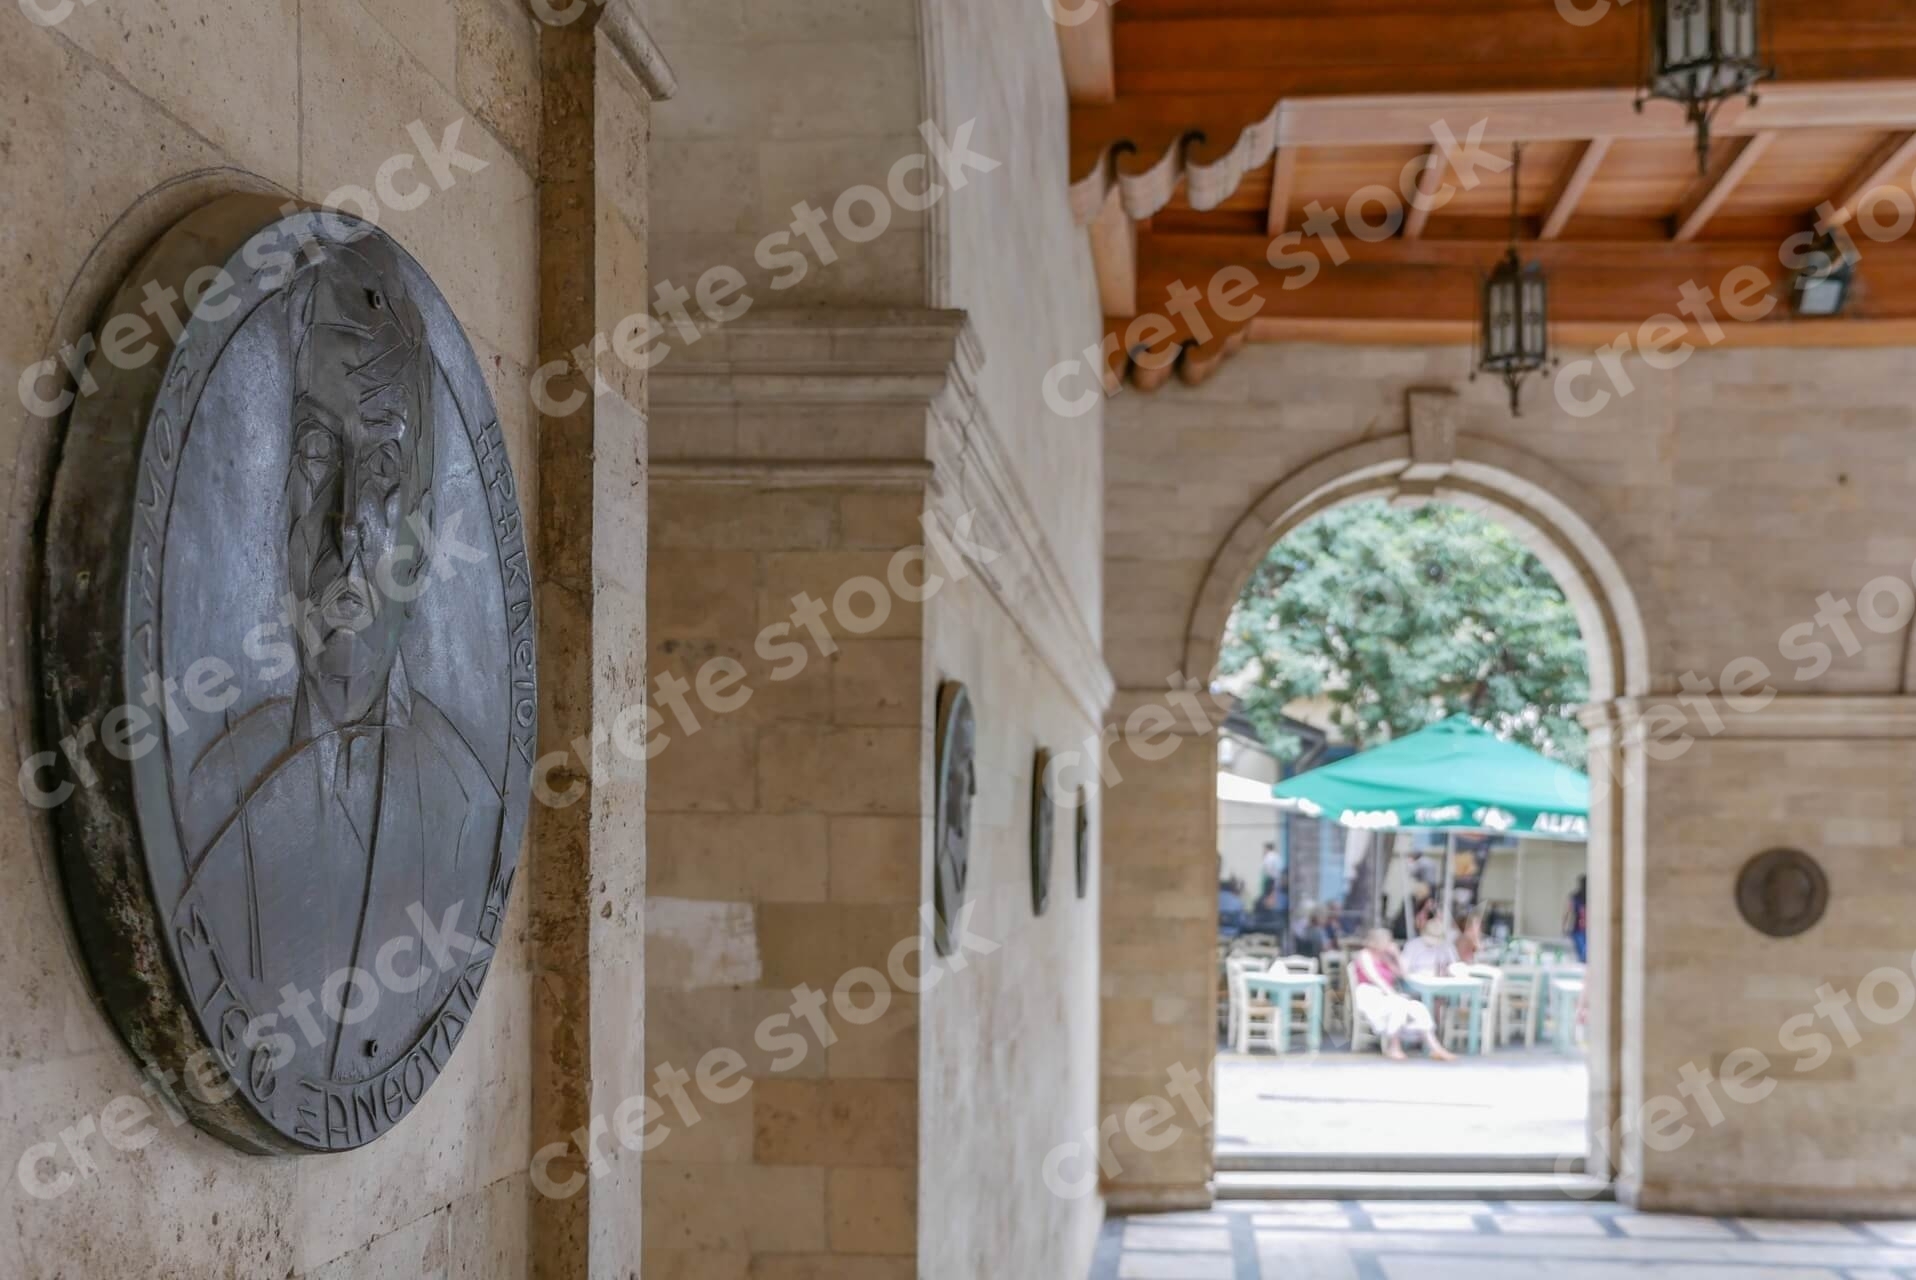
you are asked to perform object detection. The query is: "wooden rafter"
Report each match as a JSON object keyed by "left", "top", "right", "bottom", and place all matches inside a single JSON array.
[
  {"left": 1056, "top": 2, "right": 1115, "bottom": 105},
  {"left": 1089, "top": 185, "right": 1138, "bottom": 319},
  {"left": 1402, "top": 144, "right": 1447, "bottom": 240},
  {"left": 1674, "top": 132, "right": 1777, "bottom": 242},
  {"left": 1266, "top": 146, "right": 1297, "bottom": 237},
  {"left": 1127, "top": 232, "right": 1916, "bottom": 353},
  {"left": 1825, "top": 129, "right": 1916, "bottom": 227},
  {"left": 1071, "top": 81, "right": 1916, "bottom": 229},
  {"left": 1540, "top": 137, "right": 1612, "bottom": 241}
]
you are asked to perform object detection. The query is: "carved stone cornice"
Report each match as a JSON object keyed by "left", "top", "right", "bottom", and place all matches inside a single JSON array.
[
  {"left": 651, "top": 309, "right": 1115, "bottom": 728},
  {"left": 1591, "top": 695, "right": 1916, "bottom": 741}
]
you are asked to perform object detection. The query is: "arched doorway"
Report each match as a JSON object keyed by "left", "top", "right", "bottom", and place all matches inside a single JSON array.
[{"left": 1098, "top": 424, "right": 1652, "bottom": 1210}]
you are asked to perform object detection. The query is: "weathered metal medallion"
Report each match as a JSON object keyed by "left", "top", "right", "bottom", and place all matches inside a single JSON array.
[
  {"left": 39, "top": 197, "right": 535, "bottom": 1153},
  {"left": 1029, "top": 748, "right": 1054, "bottom": 917},
  {"left": 1074, "top": 787, "right": 1091, "bottom": 900},
  {"left": 933, "top": 682, "right": 976, "bottom": 956},
  {"left": 1735, "top": 847, "right": 1827, "bottom": 939}
]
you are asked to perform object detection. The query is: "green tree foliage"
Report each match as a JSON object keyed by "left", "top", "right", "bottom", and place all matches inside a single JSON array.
[{"left": 1220, "top": 500, "right": 1589, "bottom": 766}]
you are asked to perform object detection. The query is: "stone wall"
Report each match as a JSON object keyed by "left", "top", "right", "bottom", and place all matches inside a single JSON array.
[
  {"left": 640, "top": 0, "right": 1111, "bottom": 1270},
  {"left": 1104, "top": 340, "right": 1916, "bottom": 1215},
  {"left": 642, "top": 472, "right": 927, "bottom": 1278},
  {"left": 0, "top": 1, "right": 665, "bottom": 1274}
]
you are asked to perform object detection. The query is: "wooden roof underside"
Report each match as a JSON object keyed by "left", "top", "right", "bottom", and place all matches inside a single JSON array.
[{"left": 1058, "top": 0, "right": 1916, "bottom": 389}]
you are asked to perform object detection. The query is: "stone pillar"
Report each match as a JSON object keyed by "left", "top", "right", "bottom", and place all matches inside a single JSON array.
[
  {"left": 1099, "top": 687, "right": 1226, "bottom": 1212},
  {"left": 639, "top": 310, "right": 968, "bottom": 1276},
  {"left": 1621, "top": 694, "right": 1916, "bottom": 1218},
  {"left": 528, "top": 5, "right": 674, "bottom": 1275},
  {"left": 1579, "top": 701, "right": 1640, "bottom": 1187}
]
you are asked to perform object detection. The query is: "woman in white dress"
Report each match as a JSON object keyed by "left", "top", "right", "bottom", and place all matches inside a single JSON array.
[{"left": 1351, "top": 928, "right": 1456, "bottom": 1062}]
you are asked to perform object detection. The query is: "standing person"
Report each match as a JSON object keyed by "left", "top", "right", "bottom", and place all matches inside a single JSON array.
[
  {"left": 1259, "top": 841, "right": 1282, "bottom": 903},
  {"left": 1565, "top": 875, "right": 1589, "bottom": 962},
  {"left": 1351, "top": 929, "right": 1455, "bottom": 1062}
]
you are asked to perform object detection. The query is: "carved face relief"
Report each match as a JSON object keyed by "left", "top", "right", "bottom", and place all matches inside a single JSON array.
[
  {"left": 39, "top": 201, "right": 536, "bottom": 1155},
  {"left": 934, "top": 682, "right": 977, "bottom": 956},
  {"left": 1736, "top": 848, "right": 1829, "bottom": 939},
  {"left": 285, "top": 255, "right": 435, "bottom": 724}
]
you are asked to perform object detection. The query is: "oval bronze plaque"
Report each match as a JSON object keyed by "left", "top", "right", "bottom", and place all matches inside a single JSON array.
[
  {"left": 1030, "top": 747, "right": 1054, "bottom": 917},
  {"left": 1735, "top": 848, "right": 1828, "bottom": 939},
  {"left": 1074, "top": 786, "right": 1091, "bottom": 900},
  {"left": 39, "top": 198, "right": 535, "bottom": 1153},
  {"left": 933, "top": 682, "right": 975, "bottom": 956}
]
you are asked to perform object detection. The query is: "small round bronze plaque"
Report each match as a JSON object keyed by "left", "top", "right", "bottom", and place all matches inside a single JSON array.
[
  {"left": 1029, "top": 748, "right": 1054, "bottom": 917},
  {"left": 1074, "top": 787, "right": 1091, "bottom": 900},
  {"left": 1735, "top": 848, "right": 1828, "bottom": 939},
  {"left": 932, "top": 682, "right": 976, "bottom": 955}
]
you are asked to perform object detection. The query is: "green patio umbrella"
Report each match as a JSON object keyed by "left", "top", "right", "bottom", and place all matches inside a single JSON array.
[
  {"left": 1271, "top": 715, "right": 1587, "bottom": 840},
  {"left": 1273, "top": 715, "right": 1589, "bottom": 936}
]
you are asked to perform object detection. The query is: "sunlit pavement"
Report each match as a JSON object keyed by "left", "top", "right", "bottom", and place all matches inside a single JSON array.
[
  {"left": 1090, "top": 1200, "right": 1916, "bottom": 1279},
  {"left": 1215, "top": 1049, "right": 1589, "bottom": 1159}
]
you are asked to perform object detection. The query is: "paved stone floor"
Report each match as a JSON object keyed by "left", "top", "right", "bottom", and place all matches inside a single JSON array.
[
  {"left": 1216, "top": 1049, "right": 1589, "bottom": 1157},
  {"left": 1090, "top": 1200, "right": 1916, "bottom": 1279}
]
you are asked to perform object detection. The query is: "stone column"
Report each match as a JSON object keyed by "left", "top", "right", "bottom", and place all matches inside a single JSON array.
[
  {"left": 1579, "top": 701, "right": 1640, "bottom": 1189},
  {"left": 638, "top": 310, "right": 963, "bottom": 1276},
  {"left": 528, "top": 4, "right": 674, "bottom": 1276},
  {"left": 1099, "top": 687, "right": 1227, "bottom": 1212}
]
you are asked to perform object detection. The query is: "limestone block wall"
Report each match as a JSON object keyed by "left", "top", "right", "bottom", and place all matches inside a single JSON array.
[
  {"left": 642, "top": 477, "right": 926, "bottom": 1278},
  {"left": 918, "top": 566, "right": 1104, "bottom": 1279},
  {"left": 1104, "top": 341, "right": 1916, "bottom": 1215},
  {"left": 644, "top": 0, "right": 928, "bottom": 307},
  {"left": 0, "top": 1, "right": 664, "bottom": 1274},
  {"left": 1098, "top": 699, "right": 1221, "bottom": 1212},
  {"left": 923, "top": 0, "right": 1108, "bottom": 628},
  {"left": 643, "top": 302, "right": 1110, "bottom": 1277}
]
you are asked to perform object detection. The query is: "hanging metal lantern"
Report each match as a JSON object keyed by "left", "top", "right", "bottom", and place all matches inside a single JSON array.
[
  {"left": 1790, "top": 230, "right": 1857, "bottom": 317},
  {"left": 1477, "top": 251, "right": 1551, "bottom": 416},
  {"left": 1471, "top": 143, "right": 1551, "bottom": 417},
  {"left": 1638, "top": 0, "right": 1774, "bottom": 173}
]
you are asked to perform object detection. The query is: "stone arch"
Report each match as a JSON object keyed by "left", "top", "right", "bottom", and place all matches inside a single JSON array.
[
  {"left": 1170, "top": 428, "right": 1651, "bottom": 1190},
  {"left": 1181, "top": 432, "right": 1653, "bottom": 704}
]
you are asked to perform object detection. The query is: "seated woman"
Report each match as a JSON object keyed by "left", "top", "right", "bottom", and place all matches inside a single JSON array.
[{"left": 1351, "top": 928, "right": 1456, "bottom": 1062}]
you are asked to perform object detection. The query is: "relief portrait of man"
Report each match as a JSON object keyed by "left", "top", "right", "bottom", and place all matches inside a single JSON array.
[{"left": 173, "top": 247, "right": 503, "bottom": 1089}]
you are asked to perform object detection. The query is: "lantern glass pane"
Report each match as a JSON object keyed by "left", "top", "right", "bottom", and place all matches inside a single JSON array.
[
  {"left": 1522, "top": 276, "right": 1548, "bottom": 360},
  {"left": 1795, "top": 274, "right": 1845, "bottom": 317},
  {"left": 1485, "top": 276, "right": 1516, "bottom": 361},
  {"left": 1721, "top": 0, "right": 1756, "bottom": 61}
]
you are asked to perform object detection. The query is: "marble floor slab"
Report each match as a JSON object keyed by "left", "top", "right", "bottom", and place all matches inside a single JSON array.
[{"left": 1091, "top": 1200, "right": 1916, "bottom": 1280}]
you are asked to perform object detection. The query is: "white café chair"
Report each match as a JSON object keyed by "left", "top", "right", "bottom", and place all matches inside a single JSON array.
[
  {"left": 1538, "top": 962, "right": 1586, "bottom": 1044},
  {"left": 1345, "top": 958, "right": 1379, "bottom": 1054},
  {"left": 1225, "top": 955, "right": 1276, "bottom": 1053},
  {"left": 1457, "top": 963, "right": 1504, "bottom": 1052},
  {"left": 1497, "top": 965, "right": 1543, "bottom": 1047}
]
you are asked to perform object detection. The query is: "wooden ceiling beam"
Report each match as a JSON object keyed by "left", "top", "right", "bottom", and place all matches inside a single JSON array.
[
  {"left": 1674, "top": 131, "right": 1778, "bottom": 242},
  {"left": 1131, "top": 232, "right": 1916, "bottom": 335},
  {"left": 1824, "top": 129, "right": 1916, "bottom": 227},
  {"left": 1402, "top": 144, "right": 1447, "bottom": 240},
  {"left": 1056, "top": 1, "right": 1115, "bottom": 105},
  {"left": 1072, "top": 81, "right": 1916, "bottom": 194},
  {"left": 1265, "top": 146, "right": 1297, "bottom": 238},
  {"left": 1089, "top": 185, "right": 1138, "bottom": 319},
  {"left": 1539, "top": 137, "right": 1612, "bottom": 241}
]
